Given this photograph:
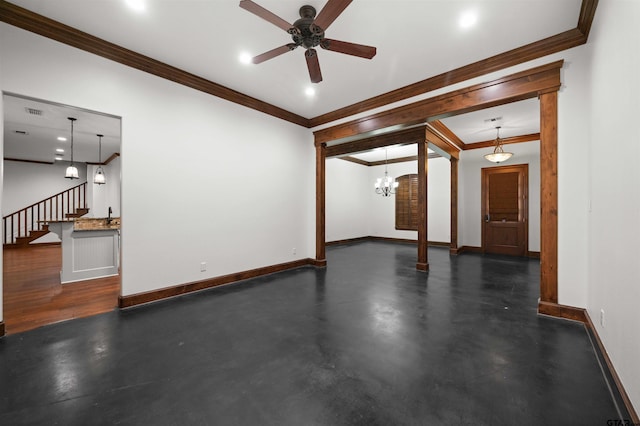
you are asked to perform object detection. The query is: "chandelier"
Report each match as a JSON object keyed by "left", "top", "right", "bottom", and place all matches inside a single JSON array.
[
  {"left": 484, "top": 126, "right": 513, "bottom": 163},
  {"left": 374, "top": 149, "right": 399, "bottom": 197}
]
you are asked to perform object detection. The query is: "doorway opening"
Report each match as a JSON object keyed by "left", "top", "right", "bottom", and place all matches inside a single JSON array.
[{"left": 2, "top": 93, "right": 122, "bottom": 334}]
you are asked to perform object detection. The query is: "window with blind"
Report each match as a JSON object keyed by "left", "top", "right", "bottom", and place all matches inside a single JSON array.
[{"left": 395, "top": 174, "right": 418, "bottom": 230}]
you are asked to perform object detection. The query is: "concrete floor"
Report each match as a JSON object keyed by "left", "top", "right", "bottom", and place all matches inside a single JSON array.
[{"left": 0, "top": 242, "right": 627, "bottom": 425}]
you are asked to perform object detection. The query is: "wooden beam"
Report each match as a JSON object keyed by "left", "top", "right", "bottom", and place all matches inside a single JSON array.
[
  {"left": 540, "top": 92, "right": 558, "bottom": 303},
  {"left": 309, "top": 29, "right": 583, "bottom": 127},
  {"left": 315, "top": 143, "right": 327, "bottom": 266},
  {"left": 0, "top": 1, "right": 310, "bottom": 128},
  {"left": 324, "top": 127, "right": 425, "bottom": 158},
  {"left": 462, "top": 133, "right": 541, "bottom": 150},
  {"left": 314, "top": 61, "right": 563, "bottom": 145},
  {"left": 428, "top": 120, "right": 467, "bottom": 150},
  {"left": 416, "top": 135, "right": 429, "bottom": 271},
  {"left": 3, "top": 157, "right": 53, "bottom": 165},
  {"left": 425, "top": 126, "right": 460, "bottom": 160}
]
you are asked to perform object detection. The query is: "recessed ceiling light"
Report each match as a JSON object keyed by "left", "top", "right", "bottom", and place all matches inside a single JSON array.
[
  {"left": 305, "top": 87, "right": 316, "bottom": 97},
  {"left": 239, "top": 52, "right": 253, "bottom": 65},
  {"left": 459, "top": 11, "right": 478, "bottom": 29},
  {"left": 57, "top": 136, "right": 67, "bottom": 141},
  {"left": 125, "top": 0, "right": 146, "bottom": 12},
  {"left": 55, "top": 156, "right": 63, "bottom": 161},
  {"left": 56, "top": 148, "right": 65, "bottom": 153}
]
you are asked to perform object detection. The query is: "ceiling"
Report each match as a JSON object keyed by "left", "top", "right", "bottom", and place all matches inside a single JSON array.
[
  {"left": 2, "top": 0, "right": 575, "bottom": 163},
  {"left": 3, "top": 94, "right": 121, "bottom": 164}
]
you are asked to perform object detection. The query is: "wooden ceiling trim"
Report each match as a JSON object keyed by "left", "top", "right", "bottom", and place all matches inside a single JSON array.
[
  {"left": 339, "top": 156, "right": 369, "bottom": 166},
  {"left": 309, "top": 26, "right": 587, "bottom": 127},
  {"left": 578, "top": 0, "right": 599, "bottom": 39},
  {"left": 325, "top": 127, "right": 425, "bottom": 158},
  {"left": 0, "top": 1, "right": 310, "bottom": 128},
  {"left": 428, "top": 121, "right": 467, "bottom": 150},
  {"left": 86, "top": 152, "right": 121, "bottom": 165},
  {"left": 463, "top": 133, "right": 541, "bottom": 150},
  {"left": 340, "top": 153, "right": 439, "bottom": 167},
  {"left": 314, "top": 61, "right": 563, "bottom": 145},
  {"left": 4, "top": 157, "right": 53, "bottom": 165}
]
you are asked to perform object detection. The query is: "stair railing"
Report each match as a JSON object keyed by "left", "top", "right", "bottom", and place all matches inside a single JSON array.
[{"left": 2, "top": 182, "right": 87, "bottom": 245}]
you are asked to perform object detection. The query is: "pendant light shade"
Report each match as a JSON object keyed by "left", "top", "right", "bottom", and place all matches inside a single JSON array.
[
  {"left": 94, "top": 134, "right": 106, "bottom": 185},
  {"left": 65, "top": 117, "right": 79, "bottom": 179},
  {"left": 484, "top": 126, "right": 513, "bottom": 163}
]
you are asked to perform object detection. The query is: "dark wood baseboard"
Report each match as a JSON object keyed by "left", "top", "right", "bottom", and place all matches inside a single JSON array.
[
  {"left": 310, "top": 258, "right": 327, "bottom": 267},
  {"left": 0, "top": 321, "right": 5, "bottom": 337},
  {"left": 326, "top": 236, "right": 450, "bottom": 247},
  {"left": 538, "top": 301, "right": 638, "bottom": 422},
  {"left": 326, "top": 236, "right": 371, "bottom": 246},
  {"left": 119, "top": 258, "right": 318, "bottom": 308},
  {"left": 537, "top": 300, "right": 587, "bottom": 323},
  {"left": 453, "top": 245, "right": 483, "bottom": 255},
  {"left": 584, "top": 312, "right": 640, "bottom": 423},
  {"left": 527, "top": 251, "right": 541, "bottom": 258}
]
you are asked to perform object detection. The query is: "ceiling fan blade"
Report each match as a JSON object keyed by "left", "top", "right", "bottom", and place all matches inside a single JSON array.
[
  {"left": 305, "top": 49, "right": 323, "bottom": 83},
  {"left": 313, "top": 0, "right": 352, "bottom": 31},
  {"left": 239, "top": 0, "right": 292, "bottom": 32},
  {"left": 320, "top": 39, "right": 376, "bottom": 59},
  {"left": 252, "top": 44, "right": 297, "bottom": 64}
]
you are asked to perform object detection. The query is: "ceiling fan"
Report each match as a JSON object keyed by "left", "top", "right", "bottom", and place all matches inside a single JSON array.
[{"left": 239, "top": 0, "right": 377, "bottom": 83}]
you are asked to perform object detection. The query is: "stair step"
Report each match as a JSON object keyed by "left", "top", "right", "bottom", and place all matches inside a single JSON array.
[
  {"left": 14, "top": 229, "right": 51, "bottom": 246},
  {"left": 65, "top": 208, "right": 90, "bottom": 218}
]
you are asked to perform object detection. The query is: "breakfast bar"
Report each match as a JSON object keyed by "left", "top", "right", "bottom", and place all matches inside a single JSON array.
[{"left": 47, "top": 217, "right": 120, "bottom": 284}]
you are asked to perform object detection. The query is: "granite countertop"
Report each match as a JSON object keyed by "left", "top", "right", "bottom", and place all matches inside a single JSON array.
[{"left": 73, "top": 217, "right": 121, "bottom": 231}]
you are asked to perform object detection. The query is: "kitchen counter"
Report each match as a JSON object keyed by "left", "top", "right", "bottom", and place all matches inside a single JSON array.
[{"left": 47, "top": 218, "right": 120, "bottom": 284}]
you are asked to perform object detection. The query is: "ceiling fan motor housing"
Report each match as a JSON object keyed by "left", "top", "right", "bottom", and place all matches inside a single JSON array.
[{"left": 289, "top": 5, "right": 325, "bottom": 49}]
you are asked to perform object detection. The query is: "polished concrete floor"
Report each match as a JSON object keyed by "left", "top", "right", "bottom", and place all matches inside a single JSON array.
[{"left": 0, "top": 242, "right": 626, "bottom": 425}]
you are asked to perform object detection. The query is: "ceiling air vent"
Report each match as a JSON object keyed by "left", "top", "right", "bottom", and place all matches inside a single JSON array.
[
  {"left": 14, "top": 130, "right": 29, "bottom": 135},
  {"left": 25, "top": 107, "right": 43, "bottom": 116},
  {"left": 484, "top": 116, "right": 502, "bottom": 123}
]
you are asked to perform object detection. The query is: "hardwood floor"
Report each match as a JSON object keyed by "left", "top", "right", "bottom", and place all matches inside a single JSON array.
[{"left": 2, "top": 244, "right": 119, "bottom": 335}]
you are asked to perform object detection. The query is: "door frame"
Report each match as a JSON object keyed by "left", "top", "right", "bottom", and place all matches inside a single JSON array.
[{"left": 481, "top": 164, "right": 529, "bottom": 256}]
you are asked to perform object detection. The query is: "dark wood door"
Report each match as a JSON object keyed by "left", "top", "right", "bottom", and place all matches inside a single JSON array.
[{"left": 482, "top": 164, "right": 528, "bottom": 256}]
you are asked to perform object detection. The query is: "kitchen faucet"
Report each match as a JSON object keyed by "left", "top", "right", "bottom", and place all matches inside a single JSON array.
[{"left": 107, "top": 206, "right": 113, "bottom": 224}]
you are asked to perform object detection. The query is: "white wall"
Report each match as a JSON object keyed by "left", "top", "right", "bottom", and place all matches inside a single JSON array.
[
  {"left": 325, "top": 158, "right": 371, "bottom": 241},
  {"left": 586, "top": 0, "right": 640, "bottom": 412},
  {"left": 87, "top": 156, "right": 121, "bottom": 218},
  {"left": 326, "top": 157, "right": 450, "bottom": 243},
  {"left": 0, "top": 24, "right": 315, "bottom": 302},
  {"left": 2, "top": 160, "right": 88, "bottom": 215},
  {"left": 458, "top": 141, "right": 541, "bottom": 252}
]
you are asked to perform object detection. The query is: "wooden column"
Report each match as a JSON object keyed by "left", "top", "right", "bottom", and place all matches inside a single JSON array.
[
  {"left": 539, "top": 91, "right": 558, "bottom": 303},
  {"left": 416, "top": 137, "right": 429, "bottom": 271},
  {"left": 315, "top": 143, "right": 327, "bottom": 267},
  {"left": 449, "top": 157, "right": 459, "bottom": 255}
]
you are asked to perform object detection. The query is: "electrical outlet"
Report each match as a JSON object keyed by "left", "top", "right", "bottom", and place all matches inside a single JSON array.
[
  {"left": 600, "top": 309, "right": 605, "bottom": 327},
  {"left": 292, "top": 247, "right": 296, "bottom": 255},
  {"left": 200, "top": 262, "right": 207, "bottom": 272}
]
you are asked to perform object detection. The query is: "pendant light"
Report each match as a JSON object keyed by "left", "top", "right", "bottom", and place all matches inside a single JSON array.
[
  {"left": 374, "top": 149, "right": 399, "bottom": 197},
  {"left": 65, "top": 117, "right": 79, "bottom": 179},
  {"left": 484, "top": 126, "right": 513, "bottom": 163},
  {"left": 94, "top": 134, "right": 106, "bottom": 185}
]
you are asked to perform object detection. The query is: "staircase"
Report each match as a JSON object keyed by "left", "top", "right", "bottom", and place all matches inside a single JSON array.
[{"left": 3, "top": 182, "right": 89, "bottom": 247}]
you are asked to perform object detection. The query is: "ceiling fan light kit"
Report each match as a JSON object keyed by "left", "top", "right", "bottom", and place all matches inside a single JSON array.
[{"left": 239, "top": 0, "right": 376, "bottom": 83}]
